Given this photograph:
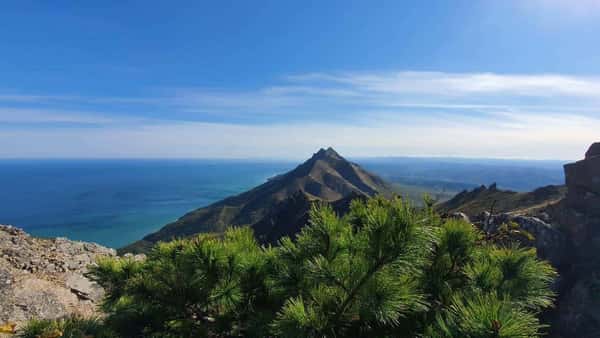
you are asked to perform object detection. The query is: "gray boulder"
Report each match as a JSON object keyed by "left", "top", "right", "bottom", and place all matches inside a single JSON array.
[
  {"left": 481, "top": 213, "right": 567, "bottom": 266},
  {"left": 0, "top": 224, "right": 116, "bottom": 332}
]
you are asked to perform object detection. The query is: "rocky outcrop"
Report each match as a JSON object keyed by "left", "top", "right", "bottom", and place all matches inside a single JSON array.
[
  {"left": 543, "top": 143, "right": 600, "bottom": 338},
  {"left": 439, "top": 142, "right": 600, "bottom": 337},
  {"left": 0, "top": 225, "right": 115, "bottom": 332},
  {"left": 437, "top": 183, "right": 566, "bottom": 218},
  {"left": 564, "top": 142, "right": 600, "bottom": 216},
  {"left": 585, "top": 142, "right": 600, "bottom": 159},
  {"left": 478, "top": 143, "right": 600, "bottom": 338},
  {"left": 474, "top": 213, "right": 567, "bottom": 266}
]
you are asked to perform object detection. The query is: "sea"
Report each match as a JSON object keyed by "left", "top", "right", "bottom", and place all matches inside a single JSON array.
[
  {"left": 0, "top": 157, "right": 565, "bottom": 249},
  {"left": 0, "top": 159, "right": 294, "bottom": 248}
]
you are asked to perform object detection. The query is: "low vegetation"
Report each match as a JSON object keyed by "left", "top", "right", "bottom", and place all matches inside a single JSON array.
[
  {"left": 17, "top": 317, "right": 116, "bottom": 338},
  {"left": 20, "top": 197, "right": 556, "bottom": 337}
]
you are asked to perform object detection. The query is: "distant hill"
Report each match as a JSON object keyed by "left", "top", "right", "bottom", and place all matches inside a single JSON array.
[
  {"left": 122, "top": 147, "right": 392, "bottom": 253},
  {"left": 436, "top": 183, "right": 566, "bottom": 217},
  {"left": 359, "top": 157, "right": 565, "bottom": 194}
]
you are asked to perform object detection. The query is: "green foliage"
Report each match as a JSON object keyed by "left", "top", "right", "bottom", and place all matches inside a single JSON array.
[
  {"left": 88, "top": 227, "right": 274, "bottom": 337},
  {"left": 466, "top": 245, "right": 557, "bottom": 311},
  {"left": 425, "top": 220, "right": 481, "bottom": 308},
  {"left": 430, "top": 293, "right": 544, "bottom": 338},
  {"left": 18, "top": 316, "right": 116, "bottom": 338},
  {"left": 270, "top": 198, "right": 433, "bottom": 337},
  {"left": 68, "top": 196, "right": 555, "bottom": 337}
]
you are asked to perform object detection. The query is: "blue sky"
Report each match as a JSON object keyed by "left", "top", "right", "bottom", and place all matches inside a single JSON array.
[{"left": 1, "top": 0, "right": 599, "bottom": 159}]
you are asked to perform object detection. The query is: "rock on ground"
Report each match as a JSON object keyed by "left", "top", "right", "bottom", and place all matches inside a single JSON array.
[{"left": 0, "top": 225, "right": 116, "bottom": 332}]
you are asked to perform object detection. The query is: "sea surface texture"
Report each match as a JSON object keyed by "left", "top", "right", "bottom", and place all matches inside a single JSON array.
[
  {"left": 0, "top": 160, "right": 293, "bottom": 248},
  {"left": 0, "top": 158, "right": 564, "bottom": 248}
]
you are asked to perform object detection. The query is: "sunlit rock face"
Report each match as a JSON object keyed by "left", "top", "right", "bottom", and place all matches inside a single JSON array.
[{"left": 0, "top": 225, "right": 116, "bottom": 331}]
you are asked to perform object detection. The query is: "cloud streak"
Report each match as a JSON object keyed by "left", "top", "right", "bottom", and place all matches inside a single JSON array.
[
  {"left": 1, "top": 112, "right": 597, "bottom": 160},
  {"left": 167, "top": 71, "right": 600, "bottom": 120},
  {"left": 291, "top": 71, "right": 600, "bottom": 97},
  {"left": 0, "top": 71, "right": 598, "bottom": 159}
]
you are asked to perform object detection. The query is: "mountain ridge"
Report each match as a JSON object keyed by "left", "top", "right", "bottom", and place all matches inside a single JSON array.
[
  {"left": 437, "top": 183, "right": 567, "bottom": 217},
  {"left": 122, "top": 147, "right": 391, "bottom": 253}
]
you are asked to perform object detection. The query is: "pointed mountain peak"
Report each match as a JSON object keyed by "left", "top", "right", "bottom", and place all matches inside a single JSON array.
[
  {"left": 313, "top": 147, "right": 343, "bottom": 161},
  {"left": 125, "top": 145, "right": 392, "bottom": 253}
]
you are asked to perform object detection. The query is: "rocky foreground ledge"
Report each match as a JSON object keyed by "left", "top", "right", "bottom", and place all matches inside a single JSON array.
[{"left": 0, "top": 225, "right": 116, "bottom": 332}]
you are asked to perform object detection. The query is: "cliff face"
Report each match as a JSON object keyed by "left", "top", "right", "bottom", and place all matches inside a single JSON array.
[
  {"left": 546, "top": 143, "right": 600, "bottom": 338},
  {"left": 123, "top": 147, "right": 392, "bottom": 253},
  {"left": 0, "top": 225, "right": 115, "bottom": 332},
  {"left": 438, "top": 143, "right": 600, "bottom": 337},
  {"left": 564, "top": 142, "right": 600, "bottom": 216}
]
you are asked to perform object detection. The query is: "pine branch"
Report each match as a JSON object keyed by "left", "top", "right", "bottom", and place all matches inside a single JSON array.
[{"left": 333, "top": 257, "right": 386, "bottom": 326}]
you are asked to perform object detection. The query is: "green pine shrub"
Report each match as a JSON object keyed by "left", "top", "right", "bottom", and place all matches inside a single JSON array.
[{"left": 23, "top": 196, "right": 556, "bottom": 337}]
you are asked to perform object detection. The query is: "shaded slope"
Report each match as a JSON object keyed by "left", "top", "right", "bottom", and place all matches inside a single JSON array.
[
  {"left": 252, "top": 191, "right": 365, "bottom": 244},
  {"left": 122, "top": 148, "right": 391, "bottom": 253}
]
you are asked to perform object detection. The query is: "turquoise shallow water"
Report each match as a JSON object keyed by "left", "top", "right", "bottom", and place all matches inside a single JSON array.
[{"left": 0, "top": 160, "right": 294, "bottom": 248}]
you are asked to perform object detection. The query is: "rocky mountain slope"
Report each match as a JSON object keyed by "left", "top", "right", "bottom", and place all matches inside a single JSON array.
[
  {"left": 123, "top": 147, "right": 392, "bottom": 253},
  {"left": 437, "top": 142, "right": 600, "bottom": 338},
  {"left": 0, "top": 225, "right": 116, "bottom": 333},
  {"left": 438, "top": 183, "right": 566, "bottom": 217}
]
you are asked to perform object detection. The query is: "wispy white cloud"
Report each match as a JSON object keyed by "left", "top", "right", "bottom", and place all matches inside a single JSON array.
[
  {"left": 1, "top": 112, "right": 597, "bottom": 160},
  {"left": 165, "top": 72, "right": 600, "bottom": 120},
  {"left": 0, "top": 71, "right": 599, "bottom": 159},
  {"left": 287, "top": 71, "right": 600, "bottom": 98},
  {"left": 3, "top": 71, "right": 600, "bottom": 117},
  {"left": 0, "top": 108, "right": 148, "bottom": 125},
  {"left": 0, "top": 94, "right": 79, "bottom": 103},
  {"left": 0, "top": 108, "right": 114, "bottom": 124}
]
